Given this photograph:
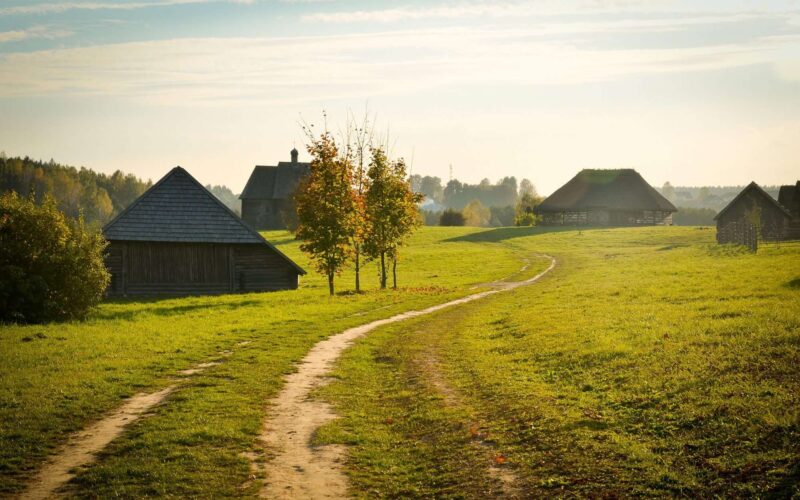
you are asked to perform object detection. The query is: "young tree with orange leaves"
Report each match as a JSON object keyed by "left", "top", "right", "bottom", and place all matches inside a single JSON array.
[{"left": 295, "top": 131, "right": 358, "bottom": 296}]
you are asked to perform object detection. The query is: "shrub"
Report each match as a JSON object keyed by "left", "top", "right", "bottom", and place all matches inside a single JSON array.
[
  {"left": 439, "top": 209, "right": 465, "bottom": 226},
  {"left": 0, "top": 192, "right": 110, "bottom": 323},
  {"left": 462, "top": 200, "right": 491, "bottom": 227}
]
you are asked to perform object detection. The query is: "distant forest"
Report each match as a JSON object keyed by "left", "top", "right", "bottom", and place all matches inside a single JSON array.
[
  {"left": 1, "top": 153, "right": 779, "bottom": 229},
  {"left": 0, "top": 155, "right": 242, "bottom": 227}
]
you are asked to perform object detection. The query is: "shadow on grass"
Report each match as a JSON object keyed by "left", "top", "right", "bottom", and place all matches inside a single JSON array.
[
  {"left": 785, "top": 278, "right": 800, "bottom": 290},
  {"left": 443, "top": 225, "right": 601, "bottom": 243},
  {"left": 95, "top": 299, "right": 262, "bottom": 321}
]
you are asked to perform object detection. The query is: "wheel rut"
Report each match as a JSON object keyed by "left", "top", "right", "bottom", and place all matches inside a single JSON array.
[{"left": 257, "top": 255, "right": 556, "bottom": 499}]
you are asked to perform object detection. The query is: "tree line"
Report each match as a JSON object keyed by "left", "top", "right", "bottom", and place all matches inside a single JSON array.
[
  {"left": 295, "top": 114, "right": 421, "bottom": 295},
  {"left": 0, "top": 154, "right": 152, "bottom": 227}
]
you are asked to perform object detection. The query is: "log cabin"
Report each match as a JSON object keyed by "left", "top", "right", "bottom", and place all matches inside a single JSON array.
[
  {"left": 535, "top": 169, "right": 676, "bottom": 226},
  {"left": 103, "top": 166, "right": 305, "bottom": 296},
  {"left": 715, "top": 181, "right": 798, "bottom": 243}
]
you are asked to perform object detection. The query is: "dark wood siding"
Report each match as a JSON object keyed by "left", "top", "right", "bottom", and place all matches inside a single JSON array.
[
  {"left": 106, "top": 241, "right": 299, "bottom": 296},
  {"left": 234, "top": 244, "right": 298, "bottom": 292},
  {"left": 716, "top": 189, "right": 790, "bottom": 243}
]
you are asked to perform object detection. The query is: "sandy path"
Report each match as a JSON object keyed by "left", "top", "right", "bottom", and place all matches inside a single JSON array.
[
  {"left": 20, "top": 353, "right": 231, "bottom": 500},
  {"left": 258, "top": 255, "right": 556, "bottom": 499}
]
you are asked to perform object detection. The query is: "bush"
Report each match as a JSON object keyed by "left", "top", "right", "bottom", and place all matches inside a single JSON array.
[
  {"left": 0, "top": 192, "right": 110, "bottom": 323},
  {"left": 439, "top": 209, "right": 465, "bottom": 226}
]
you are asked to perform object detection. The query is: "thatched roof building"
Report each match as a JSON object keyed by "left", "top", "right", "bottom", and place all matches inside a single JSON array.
[
  {"left": 240, "top": 148, "right": 310, "bottom": 229},
  {"left": 103, "top": 166, "right": 305, "bottom": 296},
  {"left": 536, "top": 169, "right": 676, "bottom": 226}
]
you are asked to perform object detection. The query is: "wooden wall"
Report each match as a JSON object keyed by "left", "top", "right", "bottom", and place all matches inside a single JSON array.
[
  {"left": 716, "top": 192, "right": 790, "bottom": 243},
  {"left": 540, "top": 210, "right": 673, "bottom": 226},
  {"left": 241, "top": 199, "right": 287, "bottom": 230},
  {"left": 105, "top": 241, "right": 299, "bottom": 297}
]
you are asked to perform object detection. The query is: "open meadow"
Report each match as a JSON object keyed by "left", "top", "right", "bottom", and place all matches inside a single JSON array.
[
  {"left": 1, "top": 226, "right": 799, "bottom": 497},
  {"left": 0, "top": 226, "right": 530, "bottom": 497},
  {"left": 317, "top": 227, "right": 800, "bottom": 497}
]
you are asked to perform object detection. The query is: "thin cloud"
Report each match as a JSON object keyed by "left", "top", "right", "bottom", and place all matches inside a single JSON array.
[
  {"left": 0, "top": 0, "right": 245, "bottom": 16},
  {"left": 1, "top": 24, "right": 797, "bottom": 105},
  {"left": 0, "top": 25, "right": 73, "bottom": 43}
]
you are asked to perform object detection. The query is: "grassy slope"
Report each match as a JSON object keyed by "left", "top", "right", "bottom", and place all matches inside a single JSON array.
[
  {"left": 318, "top": 227, "right": 800, "bottom": 497},
  {"left": 0, "top": 227, "right": 529, "bottom": 497}
]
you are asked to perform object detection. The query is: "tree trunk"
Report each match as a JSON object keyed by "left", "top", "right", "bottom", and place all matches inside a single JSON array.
[
  {"left": 379, "top": 251, "right": 387, "bottom": 289},
  {"left": 328, "top": 272, "right": 335, "bottom": 296},
  {"left": 354, "top": 244, "right": 361, "bottom": 293},
  {"left": 392, "top": 258, "right": 397, "bottom": 289}
]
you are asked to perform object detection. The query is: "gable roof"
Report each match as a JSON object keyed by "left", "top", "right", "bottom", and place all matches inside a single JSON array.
[
  {"left": 713, "top": 181, "right": 793, "bottom": 221},
  {"left": 536, "top": 169, "right": 677, "bottom": 213},
  {"left": 240, "top": 162, "right": 310, "bottom": 200},
  {"left": 777, "top": 181, "right": 800, "bottom": 218},
  {"left": 103, "top": 167, "right": 305, "bottom": 274}
]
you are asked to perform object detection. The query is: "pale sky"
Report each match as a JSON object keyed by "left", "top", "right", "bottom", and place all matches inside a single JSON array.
[{"left": 1, "top": 0, "right": 799, "bottom": 194}]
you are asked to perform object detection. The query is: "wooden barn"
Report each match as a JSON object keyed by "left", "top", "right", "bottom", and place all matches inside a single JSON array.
[
  {"left": 103, "top": 167, "right": 305, "bottom": 296},
  {"left": 240, "top": 148, "right": 310, "bottom": 230},
  {"left": 536, "top": 169, "right": 676, "bottom": 226},
  {"left": 715, "top": 181, "right": 798, "bottom": 244}
]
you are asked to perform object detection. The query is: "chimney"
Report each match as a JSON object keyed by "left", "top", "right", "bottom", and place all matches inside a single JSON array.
[{"left": 290, "top": 147, "right": 299, "bottom": 163}]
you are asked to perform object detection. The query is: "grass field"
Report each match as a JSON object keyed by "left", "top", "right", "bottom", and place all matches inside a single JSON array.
[
  {"left": 317, "top": 227, "right": 800, "bottom": 497},
  {"left": 0, "top": 226, "right": 529, "bottom": 497},
  {"left": 2, "top": 226, "right": 799, "bottom": 497}
]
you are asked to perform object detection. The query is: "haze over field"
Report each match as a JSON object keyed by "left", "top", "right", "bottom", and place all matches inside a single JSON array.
[{"left": 1, "top": 0, "right": 799, "bottom": 193}]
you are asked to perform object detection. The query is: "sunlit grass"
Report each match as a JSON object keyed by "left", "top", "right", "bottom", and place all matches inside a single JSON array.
[
  {"left": 318, "top": 227, "right": 800, "bottom": 497},
  {"left": 0, "top": 226, "right": 527, "bottom": 496}
]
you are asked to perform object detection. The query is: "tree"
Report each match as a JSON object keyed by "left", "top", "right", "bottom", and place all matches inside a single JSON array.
[
  {"left": 519, "top": 178, "right": 537, "bottom": 198},
  {"left": 363, "top": 147, "right": 422, "bottom": 289},
  {"left": 515, "top": 191, "right": 543, "bottom": 226},
  {"left": 462, "top": 199, "right": 491, "bottom": 227},
  {"left": 439, "top": 209, "right": 465, "bottom": 226},
  {"left": 295, "top": 131, "right": 357, "bottom": 296},
  {"left": 0, "top": 192, "right": 110, "bottom": 323},
  {"left": 418, "top": 176, "right": 443, "bottom": 203},
  {"left": 344, "top": 110, "right": 374, "bottom": 293}
]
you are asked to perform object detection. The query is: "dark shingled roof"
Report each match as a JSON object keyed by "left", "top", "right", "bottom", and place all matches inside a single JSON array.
[
  {"left": 240, "top": 162, "right": 310, "bottom": 200},
  {"left": 714, "top": 181, "right": 793, "bottom": 221},
  {"left": 537, "top": 169, "right": 677, "bottom": 213},
  {"left": 778, "top": 181, "right": 800, "bottom": 218},
  {"left": 103, "top": 167, "right": 306, "bottom": 274}
]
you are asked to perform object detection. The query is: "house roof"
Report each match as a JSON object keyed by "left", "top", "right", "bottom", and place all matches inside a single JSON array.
[
  {"left": 536, "top": 169, "right": 677, "bottom": 213},
  {"left": 713, "top": 181, "right": 793, "bottom": 221},
  {"left": 240, "top": 161, "right": 310, "bottom": 200},
  {"left": 777, "top": 181, "right": 800, "bottom": 217},
  {"left": 103, "top": 166, "right": 305, "bottom": 274}
]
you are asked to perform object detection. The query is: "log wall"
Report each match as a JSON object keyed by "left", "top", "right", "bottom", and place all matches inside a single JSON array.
[{"left": 105, "top": 241, "right": 299, "bottom": 297}]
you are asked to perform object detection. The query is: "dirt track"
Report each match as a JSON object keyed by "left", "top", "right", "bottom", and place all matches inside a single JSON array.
[{"left": 258, "top": 255, "right": 556, "bottom": 499}]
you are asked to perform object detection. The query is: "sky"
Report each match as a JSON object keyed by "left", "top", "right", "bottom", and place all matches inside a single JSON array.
[{"left": 0, "top": 0, "right": 799, "bottom": 195}]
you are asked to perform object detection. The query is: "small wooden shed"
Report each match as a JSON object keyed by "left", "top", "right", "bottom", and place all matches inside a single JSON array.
[
  {"left": 103, "top": 166, "right": 305, "bottom": 296},
  {"left": 714, "top": 182, "right": 793, "bottom": 244}
]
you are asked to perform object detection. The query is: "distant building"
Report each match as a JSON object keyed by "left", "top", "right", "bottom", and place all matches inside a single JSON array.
[
  {"left": 535, "top": 169, "right": 676, "bottom": 226},
  {"left": 103, "top": 166, "right": 305, "bottom": 296},
  {"left": 240, "top": 148, "right": 310, "bottom": 230},
  {"left": 715, "top": 181, "right": 800, "bottom": 243}
]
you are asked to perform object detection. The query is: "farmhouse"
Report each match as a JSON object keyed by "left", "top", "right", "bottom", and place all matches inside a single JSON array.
[
  {"left": 715, "top": 181, "right": 800, "bottom": 243},
  {"left": 103, "top": 166, "right": 305, "bottom": 296},
  {"left": 240, "top": 148, "right": 310, "bottom": 229},
  {"left": 536, "top": 169, "right": 676, "bottom": 226}
]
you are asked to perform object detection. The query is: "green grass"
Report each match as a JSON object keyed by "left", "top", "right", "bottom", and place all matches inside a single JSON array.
[
  {"left": 318, "top": 227, "right": 800, "bottom": 497},
  {"left": 0, "top": 226, "right": 529, "bottom": 497}
]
